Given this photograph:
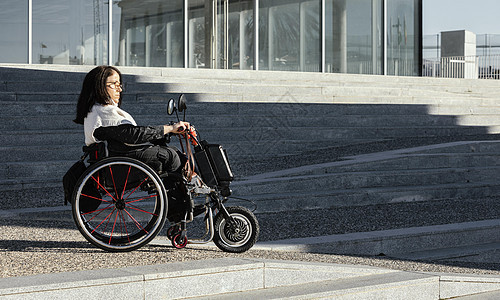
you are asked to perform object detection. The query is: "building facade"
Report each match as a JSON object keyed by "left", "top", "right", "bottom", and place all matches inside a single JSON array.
[{"left": 0, "top": 0, "right": 422, "bottom": 76}]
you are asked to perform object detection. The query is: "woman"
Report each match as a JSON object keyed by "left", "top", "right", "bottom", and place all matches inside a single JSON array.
[{"left": 74, "top": 65, "right": 189, "bottom": 174}]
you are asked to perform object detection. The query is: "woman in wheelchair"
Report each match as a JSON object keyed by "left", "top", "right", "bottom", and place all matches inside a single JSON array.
[{"left": 74, "top": 65, "right": 189, "bottom": 174}]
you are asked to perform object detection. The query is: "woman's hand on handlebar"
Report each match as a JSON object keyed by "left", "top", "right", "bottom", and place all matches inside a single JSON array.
[
  {"left": 173, "top": 121, "right": 190, "bottom": 133},
  {"left": 163, "top": 121, "right": 190, "bottom": 135}
]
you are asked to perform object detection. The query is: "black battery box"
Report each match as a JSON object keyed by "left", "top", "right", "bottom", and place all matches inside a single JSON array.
[{"left": 194, "top": 141, "right": 234, "bottom": 189}]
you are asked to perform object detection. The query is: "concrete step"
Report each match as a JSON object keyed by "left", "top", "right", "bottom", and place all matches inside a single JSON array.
[
  {"left": 233, "top": 167, "right": 500, "bottom": 196},
  {"left": 0, "top": 256, "right": 498, "bottom": 299},
  {"left": 0, "top": 130, "right": 82, "bottom": 146},
  {"left": 232, "top": 181, "right": 500, "bottom": 212},
  {"left": 255, "top": 219, "right": 500, "bottom": 257},
  {"left": 297, "top": 154, "right": 500, "bottom": 175},
  {"left": 392, "top": 241, "right": 500, "bottom": 262},
  {"left": 1, "top": 89, "right": 487, "bottom": 106},
  {"left": 4, "top": 64, "right": 500, "bottom": 92},
  {"left": 453, "top": 289, "right": 500, "bottom": 299},
  {"left": 241, "top": 141, "right": 500, "bottom": 177},
  {"left": 0, "top": 113, "right": 467, "bottom": 131},
  {"left": 0, "top": 92, "right": 79, "bottom": 102},
  {"left": 0, "top": 125, "right": 489, "bottom": 147},
  {"left": 192, "top": 270, "right": 439, "bottom": 299},
  {"left": 0, "top": 100, "right": 437, "bottom": 116},
  {"left": 2, "top": 81, "right": 82, "bottom": 93}
]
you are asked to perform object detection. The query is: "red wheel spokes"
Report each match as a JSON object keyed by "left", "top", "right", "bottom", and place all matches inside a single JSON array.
[
  {"left": 82, "top": 203, "right": 114, "bottom": 216},
  {"left": 126, "top": 204, "right": 158, "bottom": 216},
  {"left": 107, "top": 166, "right": 119, "bottom": 201},
  {"left": 123, "top": 209, "right": 149, "bottom": 234},
  {"left": 123, "top": 177, "right": 149, "bottom": 201},
  {"left": 121, "top": 166, "right": 132, "bottom": 200},
  {"left": 109, "top": 209, "right": 120, "bottom": 244},
  {"left": 91, "top": 208, "right": 116, "bottom": 234},
  {"left": 126, "top": 194, "right": 158, "bottom": 205},
  {"left": 119, "top": 210, "right": 131, "bottom": 243},
  {"left": 81, "top": 193, "right": 112, "bottom": 205},
  {"left": 91, "top": 175, "right": 117, "bottom": 202}
]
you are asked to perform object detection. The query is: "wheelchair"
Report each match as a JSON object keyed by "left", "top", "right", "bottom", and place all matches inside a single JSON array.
[{"left": 71, "top": 96, "right": 259, "bottom": 253}]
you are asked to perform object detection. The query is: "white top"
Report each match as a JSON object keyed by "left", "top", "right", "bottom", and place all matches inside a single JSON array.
[{"left": 83, "top": 103, "right": 136, "bottom": 146}]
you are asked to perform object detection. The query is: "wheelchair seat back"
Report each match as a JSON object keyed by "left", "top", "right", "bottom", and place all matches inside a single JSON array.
[{"left": 83, "top": 142, "right": 108, "bottom": 164}]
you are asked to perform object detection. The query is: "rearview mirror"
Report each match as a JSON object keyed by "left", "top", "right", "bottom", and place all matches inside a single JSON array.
[
  {"left": 178, "top": 94, "right": 187, "bottom": 112},
  {"left": 167, "top": 94, "right": 188, "bottom": 120},
  {"left": 167, "top": 98, "right": 176, "bottom": 115}
]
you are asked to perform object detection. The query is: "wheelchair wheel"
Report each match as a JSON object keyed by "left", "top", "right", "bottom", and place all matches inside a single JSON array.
[
  {"left": 72, "top": 157, "right": 167, "bottom": 252},
  {"left": 213, "top": 206, "right": 259, "bottom": 253}
]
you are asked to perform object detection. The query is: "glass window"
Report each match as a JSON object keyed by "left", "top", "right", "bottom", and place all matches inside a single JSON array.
[
  {"left": 325, "top": 0, "right": 383, "bottom": 75},
  {"left": 33, "top": 0, "right": 107, "bottom": 65},
  {"left": 227, "top": 0, "right": 254, "bottom": 70},
  {"left": 116, "top": 0, "right": 184, "bottom": 67},
  {"left": 259, "top": 0, "right": 321, "bottom": 72},
  {"left": 0, "top": 1, "right": 28, "bottom": 63},
  {"left": 386, "top": 0, "right": 420, "bottom": 76},
  {"left": 188, "top": 0, "right": 254, "bottom": 70},
  {"left": 188, "top": 0, "right": 208, "bottom": 68}
]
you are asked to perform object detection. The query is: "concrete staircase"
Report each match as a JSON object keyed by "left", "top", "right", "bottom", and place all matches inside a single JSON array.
[
  {"left": 233, "top": 140, "right": 500, "bottom": 212},
  {"left": 1, "top": 64, "right": 500, "bottom": 212}
]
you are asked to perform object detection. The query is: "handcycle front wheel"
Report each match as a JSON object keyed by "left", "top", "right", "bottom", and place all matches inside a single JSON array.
[
  {"left": 213, "top": 206, "right": 259, "bottom": 253},
  {"left": 72, "top": 157, "right": 168, "bottom": 252}
]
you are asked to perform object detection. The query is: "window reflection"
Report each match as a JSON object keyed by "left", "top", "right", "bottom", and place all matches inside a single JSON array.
[
  {"left": 260, "top": 0, "right": 320, "bottom": 72},
  {"left": 33, "top": 0, "right": 107, "bottom": 65},
  {"left": 116, "top": 0, "right": 184, "bottom": 67},
  {"left": 0, "top": 2, "right": 28, "bottom": 63},
  {"left": 1, "top": 0, "right": 421, "bottom": 76},
  {"left": 325, "top": 0, "right": 383, "bottom": 75},
  {"left": 187, "top": 0, "right": 254, "bottom": 70},
  {"left": 386, "top": 0, "right": 420, "bottom": 76}
]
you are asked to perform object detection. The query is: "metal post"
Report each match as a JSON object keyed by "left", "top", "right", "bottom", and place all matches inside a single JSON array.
[
  {"left": 224, "top": 0, "right": 228, "bottom": 69},
  {"left": 268, "top": 7, "right": 274, "bottom": 70},
  {"left": 212, "top": 0, "right": 217, "bottom": 69},
  {"left": 28, "top": 0, "right": 32, "bottom": 64},
  {"left": 253, "top": 0, "right": 259, "bottom": 70},
  {"left": 320, "top": 0, "right": 325, "bottom": 73},
  {"left": 145, "top": 24, "right": 151, "bottom": 67},
  {"left": 184, "top": 0, "right": 188, "bottom": 68},
  {"left": 299, "top": 3, "right": 306, "bottom": 71},
  {"left": 382, "top": 0, "right": 387, "bottom": 75},
  {"left": 108, "top": 0, "right": 113, "bottom": 65},
  {"left": 371, "top": 0, "right": 377, "bottom": 74}
]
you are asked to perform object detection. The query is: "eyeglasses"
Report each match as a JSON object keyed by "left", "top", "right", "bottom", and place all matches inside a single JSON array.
[{"left": 106, "top": 81, "right": 123, "bottom": 90}]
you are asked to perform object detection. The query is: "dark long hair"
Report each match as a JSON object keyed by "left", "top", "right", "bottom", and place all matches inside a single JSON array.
[{"left": 74, "top": 65, "right": 122, "bottom": 124}]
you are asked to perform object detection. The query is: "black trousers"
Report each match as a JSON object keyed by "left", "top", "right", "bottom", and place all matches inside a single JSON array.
[{"left": 112, "top": 145, "right": 182, "bottom": 174}]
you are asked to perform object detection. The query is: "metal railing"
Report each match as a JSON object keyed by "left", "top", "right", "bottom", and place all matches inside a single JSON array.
[{"left": 423, "top": 55, "right": 500, "bottom": 79}]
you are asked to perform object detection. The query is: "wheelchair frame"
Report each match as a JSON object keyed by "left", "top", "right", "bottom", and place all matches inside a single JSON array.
[{"left": 71, "top": 149, "right": 259, "bottom": 253}]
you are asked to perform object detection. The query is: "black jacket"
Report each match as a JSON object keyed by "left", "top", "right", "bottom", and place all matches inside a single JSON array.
[{"left": 94, "top": 124, "right": 166, "bottom": 154}]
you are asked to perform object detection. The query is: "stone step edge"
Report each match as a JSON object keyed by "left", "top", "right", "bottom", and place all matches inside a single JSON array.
[
  {"left": 2, "top": 64, "right": 500, "bottom": 89},
  {"left": 392, "top": 241, "right": 500, "bottom": 261},
  {"left": 240, "top": 140, "right": 500, "bottom": 181},
  {"left": 1, "top": 257, "right": 499, "bottom": 299},
  {"left": 1, "top": 170, "right": 499, "bottom": 194},
  {"left": 253, "top": 219, "right": 500, "bottom": 256}
]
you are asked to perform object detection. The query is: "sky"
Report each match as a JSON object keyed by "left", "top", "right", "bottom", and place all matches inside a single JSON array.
[{"left": 424, "top": 0, "right": 500, "bottom": 35}]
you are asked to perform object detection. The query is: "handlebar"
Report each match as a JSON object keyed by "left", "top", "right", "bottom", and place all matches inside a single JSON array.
[
  {"left": 174, "top": 124, "right": 198, "bottom": 147},
  {"left": 184, "top": 126, "right": 199, "bottom": 147}
]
